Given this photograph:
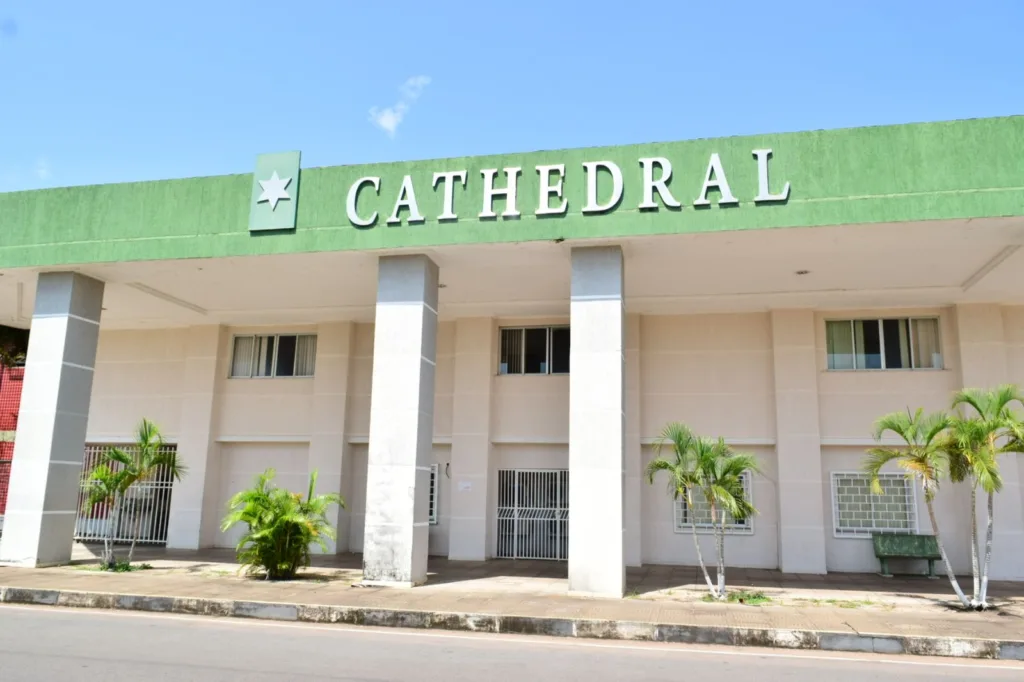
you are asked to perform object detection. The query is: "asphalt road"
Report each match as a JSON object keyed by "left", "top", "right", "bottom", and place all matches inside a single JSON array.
[{"left": 0, "top": 606, "right": 1020, "bottom": 681}]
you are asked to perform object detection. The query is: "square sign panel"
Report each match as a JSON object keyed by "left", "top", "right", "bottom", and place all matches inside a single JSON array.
[{"left": 249, "top": 151, "right": 301, "bottom": 232}]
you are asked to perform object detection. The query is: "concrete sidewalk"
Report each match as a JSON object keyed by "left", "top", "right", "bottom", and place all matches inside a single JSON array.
[{"left": 1, "top": 545, "right": 1022, "bottom": 661}]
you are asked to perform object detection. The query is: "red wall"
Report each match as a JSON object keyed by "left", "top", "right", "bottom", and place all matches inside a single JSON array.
[{"left": 0, "top": 366, "right": 25, "bottom": 516}]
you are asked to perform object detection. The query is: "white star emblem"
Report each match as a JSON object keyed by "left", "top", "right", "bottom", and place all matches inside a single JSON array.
[{"left": 257, "top": 171, "right": 292, "bottom": 211}]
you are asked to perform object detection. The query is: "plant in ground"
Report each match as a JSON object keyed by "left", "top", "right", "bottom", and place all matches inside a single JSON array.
[
  {"left": 82, "top": 419, "right": 184, "bottom": 569},
  {"left": 947, "top": 385, "right": 1023, "bottom": 609},
  {"left": 646, "top": 422, "right": 760, "bottom": 601},
  {"left": 863, "top": 408, "right": 970, "bottom": 609},
  {"left": 221, "top": 468, "right": 344, "bottom": 580}
]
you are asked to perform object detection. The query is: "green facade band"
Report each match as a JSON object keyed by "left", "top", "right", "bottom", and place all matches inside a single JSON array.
[{"left": 0, "top": 117, "right": 1022, "bottom": 269}]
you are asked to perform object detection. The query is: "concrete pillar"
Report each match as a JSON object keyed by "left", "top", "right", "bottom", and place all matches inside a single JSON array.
[
  {"left": 625, "top": 313, "right": 642, "bottom": 567},
  {"left": 568, "top": 246, "right": 625, "bottom": 597},
  {"left": 362, "top": 255, "right": 438, "bottom": 586},
  {"left": 166, "top": 325, "right": 226, "bottom": 549},
  {"left": 448, "top": 318, "right": 494, "bottom": 561},
  {"left": 955, "top": 304, "right": 1024, "bottom": 579},
  {"left": 770, "top": 309, "right": 828, "bottom": 574},
  {"left": 0, "top": 272, "right": 103, "bottom": 567},
  {"left": 309, "top": 322, "right": 354, "bottom": 554}
]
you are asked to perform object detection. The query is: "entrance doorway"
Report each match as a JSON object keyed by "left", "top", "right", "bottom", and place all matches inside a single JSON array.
[{"left": 496, "top": 469, "right": 568, "bottom": 560}]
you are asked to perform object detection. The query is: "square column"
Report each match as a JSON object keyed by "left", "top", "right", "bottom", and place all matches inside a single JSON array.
[
  {"left": 771, "top": 310, "right": 828, "bottom": 574},
  {"left": 363, "top": 255, "right": 438, "bottom": 586},
  {"left": 569, "top": 246, "right": 625, "bottom": 597},
  {"left": 625, "top": 313, "right": 642, "bottom": 567},
  {"left": 0, "top": 272, "right": 103, "bottom": 567},
  {"left": 955, "top": 304, "right": 1024, "bottom": 579},
  {"left": 166, "top": 325, "right": 226, "bottom": 549},
  {"left": 309, "top": 322, "right": 353, "bottom": 554},
  {"left": 448, "top": 318, "right": 494, "bottom": 561}
]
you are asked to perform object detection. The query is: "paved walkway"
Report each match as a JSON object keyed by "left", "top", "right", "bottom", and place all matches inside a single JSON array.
[{"left": 0, "top": 544, "right": 1021, "bottom": 642}]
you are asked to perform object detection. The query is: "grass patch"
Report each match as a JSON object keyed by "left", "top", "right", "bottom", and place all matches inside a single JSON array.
[
  {"left": 800, "top": 598, "right": 876, "bottom": 609},
  {"left": 76, "top": 561, "right": 154, "bottom": 573},
  {"left": 702, "top": 590, "right": 772, "bottom": 606}
]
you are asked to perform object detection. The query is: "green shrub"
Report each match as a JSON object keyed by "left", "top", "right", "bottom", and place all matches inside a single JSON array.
[{"left": 221, "top": 468, "right": 344, "bottom": 580}]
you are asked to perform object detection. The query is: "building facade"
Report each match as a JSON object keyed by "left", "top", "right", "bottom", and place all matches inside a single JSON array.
[{"left": 1, "top": 117, "right": 1023, "bottom": 597}]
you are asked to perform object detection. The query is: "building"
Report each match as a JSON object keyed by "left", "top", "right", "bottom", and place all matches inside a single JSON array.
[{"left": 0, "top": 116, "right": 1023, "bottom": 597}]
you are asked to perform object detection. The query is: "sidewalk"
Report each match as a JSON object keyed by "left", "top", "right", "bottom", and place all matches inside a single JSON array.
[{"left": 1, "top": 545, "right": 1022, "bottom": 661}]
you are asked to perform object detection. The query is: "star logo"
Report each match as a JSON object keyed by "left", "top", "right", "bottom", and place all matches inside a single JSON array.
[{"left": 257, "top": 171, "right": 292, "bottom": 211}]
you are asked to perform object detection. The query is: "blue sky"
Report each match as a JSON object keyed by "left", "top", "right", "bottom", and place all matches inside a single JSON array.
[{"left": 1, "top": 0, "right": 1022, "bottom": 191}]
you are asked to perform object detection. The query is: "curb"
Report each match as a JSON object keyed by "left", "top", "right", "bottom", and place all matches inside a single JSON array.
[{"left": 2, "top": 585, "right": 1022, "bottom": 661}]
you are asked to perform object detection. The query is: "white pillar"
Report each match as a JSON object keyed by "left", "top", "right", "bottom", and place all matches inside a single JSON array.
[
  {"left": 166, "top": 325, "right": 225, "bottom": 549},
  {"left": 568, "top": 246, "right": 625, "bottom": 597},
  {"left": 448, "top": 318, "right": 494, "bottom": 561},
  {"left": 309, "top": 322, "right": 353, "bottom": 553},
  {"left": 955, "top": 304, "right": 1024, "bottom": 579},
  {"left": 0, "top": 272, "right": 103, "bottom": 567},
  {"left": 363, "top": 255, "right": 438, "bottom": 586},
  {"left": 771, "top": 309, "right": 828, "bottom": 574},
  {"left": 625, "top": 313, "right": 642, "bottom": 567}
]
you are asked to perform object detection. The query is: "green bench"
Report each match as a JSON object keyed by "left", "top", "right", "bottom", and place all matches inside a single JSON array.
[{"left": 871, "top": 533, "right": 941, "bottom": 578}]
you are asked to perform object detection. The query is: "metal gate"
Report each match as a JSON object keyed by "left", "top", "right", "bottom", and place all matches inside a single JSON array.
[
  {"left": 496, "top": 469, "right": 568, "bottom": 560},
  {"left": 74, "top": 443, "right": 177, "bottom": 545}
]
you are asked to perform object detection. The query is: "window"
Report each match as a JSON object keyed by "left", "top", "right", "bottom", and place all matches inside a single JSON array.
[
  {"left": 230, "top": 334, "right": 317, "bottom": 378},
  {"left": 499, "top": 326, "right": 570, "bottom": 375},
  {"left": 428, "top": 463, "right": 439, "bottom": 525},
  {"left": 673, "top": 472, "right": 753, "bottom": 535},
  {"left": 826, "top": 318, "right": 941, "bottom": 370},
  {"left": 831, "top": 472, "right": 917, "bottom": 537}
]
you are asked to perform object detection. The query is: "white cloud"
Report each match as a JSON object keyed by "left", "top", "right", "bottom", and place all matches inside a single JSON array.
[
  {"left": 35, "top": 157, "right": 50, "bottom": 180},
  {"left": 369, "top": 76, "right": 431, "bottom": 138}
]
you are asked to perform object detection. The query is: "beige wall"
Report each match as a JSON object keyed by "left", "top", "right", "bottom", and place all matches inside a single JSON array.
[
  {"left": 87, "top": 329, "right": 188, "bottom": 440},
  {"left": 642, "top": 445, "right": 779, "bottom": 568},
  {"left": 816, "top": 308, "right": 960, "bottom": 441},
  {"left": 640, "top": 314, "right": 775, "bottom": 441},
  {"left": 81, "top": 307, "right": 1024, "bottom": 575}
]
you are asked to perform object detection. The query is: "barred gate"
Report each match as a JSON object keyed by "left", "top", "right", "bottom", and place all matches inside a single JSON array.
[
  {"left": 74, "top": 444, "right": 177, "bottom": 545},
  {"left": 496, "top": 469, "right": 569, "bottom": 560}
]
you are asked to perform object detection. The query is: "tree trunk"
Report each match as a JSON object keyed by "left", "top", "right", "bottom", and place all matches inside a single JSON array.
[
  {"left": 709, "top": 499, "right": 726, "bottom": 600},
  {"left": 127, "top": 494, "right": 143, "bottom": 566},
  {"left": 978, "top": 490, "right": 995, "bottom": 608},
  {"left": 716, "top": 517, "right": 726, "bottom": 600},
  {"left": 926, "top": 496, "right": 970, "bottom": 608},
  {"left": 686, "top": 492, "right": 717, "bottom": 597},
  {"left": 104, "top": 494, "right": 120, "bottom": 569},
  {"left": 970, "top": 484, "right": 980, "bottom": 606}
]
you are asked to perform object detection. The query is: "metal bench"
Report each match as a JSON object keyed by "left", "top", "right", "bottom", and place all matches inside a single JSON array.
[{"left": 871, "top": 533, "right": 941, "bottom": 578}]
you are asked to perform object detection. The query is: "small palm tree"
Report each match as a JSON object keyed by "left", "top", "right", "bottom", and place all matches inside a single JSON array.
[
  {"left": 83, "top": 419, "right": 185, "bottom": 568},
  {"left": 221, "top": 468, "right": 344, "bottom": 580},
  {"left": 948, "top": 385, "right": 1023, "bottom": 608},
  {"left": 864, "top": 409, "right": 970, "bottom": 608},
  {"left": 647, "top": 422, "right": 759, "bottom": 600}
]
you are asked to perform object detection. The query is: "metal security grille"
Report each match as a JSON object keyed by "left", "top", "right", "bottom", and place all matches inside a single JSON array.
[
  {"left": 496, "top": 469, "right": 568, "bottom": 560},
  {"left": 0, "top": 459, "right": 11, "bottom": 535},
  {"left": 74, "top": 443, "right": 177, "bottom": 545},
  {"left": 831, "top": 471, "right": 918, "bottom": 538}
]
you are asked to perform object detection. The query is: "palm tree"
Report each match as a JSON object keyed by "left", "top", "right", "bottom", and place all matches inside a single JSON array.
[
  {"left": 221, "top": 468, "right": 344, "bottom": 580},
  {"left": 948, "top": 385, "right": 1023, "bottom": 608},
  {"left": 863, "top": 409, "right": 970, "bottom": 608},
  {"left": 646, "top": 422, "right": 759, "bottom": 600},
  {"left": 82, "top": 419, "right": 185, "bottom": 568}
]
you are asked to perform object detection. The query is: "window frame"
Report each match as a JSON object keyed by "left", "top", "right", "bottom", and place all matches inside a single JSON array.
[
  {"left": 428, "top": 463, "right": 439, "bottom": 525},
  {"left": 830, "top": 471, "right": 919, "bottom": 539},
  {"left": 229, "top": 333, "right": 318, "bottom": 379},
  {"left": 824, "top": 317, "right": 943, "bottom": 371},
  {"left": 672, "top": 472, "right": 754, "bottom": 536},
  {"left": 497, "top": 325, "right": 571, "bottom": 376}
]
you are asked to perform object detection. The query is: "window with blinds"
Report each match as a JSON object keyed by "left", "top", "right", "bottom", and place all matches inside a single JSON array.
[
  {"left": 826, "top": 318, "right": 941, "bottom": 371},
  {"left": 230, "top": 334, "right": 317, "bottom": 378},
  {"left": 498, "top": 326, "right": 570, "bottom": 375}
]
